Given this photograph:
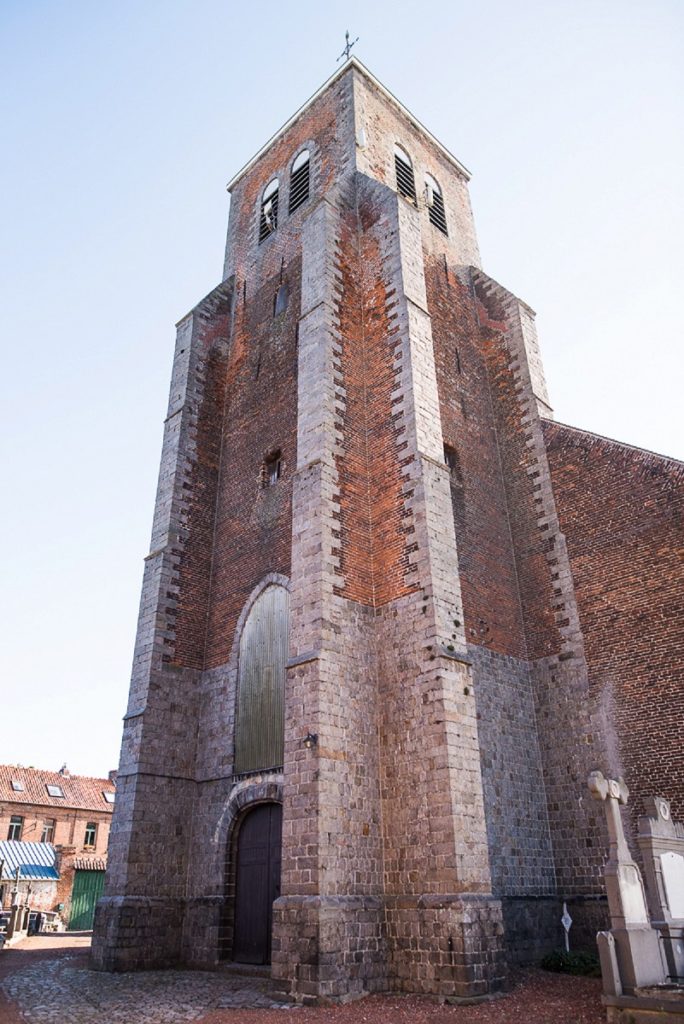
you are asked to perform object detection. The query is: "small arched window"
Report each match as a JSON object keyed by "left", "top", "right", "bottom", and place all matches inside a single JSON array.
[
  {"left": 289, "top": 149, "right": 310, "bottom": 214},
  {"left": 394, "top": 144, "right": 416, "bottom": 205},
  {"left": 259, "top": 178, "right": 279, "bottom": 243},
  {"left": 425, "top": 174, "right": 448, "bottom": 235}
]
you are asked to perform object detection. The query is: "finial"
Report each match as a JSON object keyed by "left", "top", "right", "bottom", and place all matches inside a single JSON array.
[{"left": 337, "top": 30, "right": 359, "bottom": 63}]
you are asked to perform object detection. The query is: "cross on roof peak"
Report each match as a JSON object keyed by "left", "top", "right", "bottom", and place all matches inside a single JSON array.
[{"left": 337, "top": 30, "right": 359, "bottom": 63}]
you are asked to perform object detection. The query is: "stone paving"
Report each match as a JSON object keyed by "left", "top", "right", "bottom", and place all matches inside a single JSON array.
[{"left": 1, "top": 952, "right": 293, "bottom": 1023}]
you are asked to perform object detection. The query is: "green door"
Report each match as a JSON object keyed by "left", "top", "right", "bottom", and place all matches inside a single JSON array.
[{"left": 68, "top": 870, "right": 105, "bottom": 930}]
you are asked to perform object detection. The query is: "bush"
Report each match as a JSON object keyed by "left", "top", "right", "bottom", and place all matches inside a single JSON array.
[{"left": 540, "top": 949, "right": 602, "bottom": 977}]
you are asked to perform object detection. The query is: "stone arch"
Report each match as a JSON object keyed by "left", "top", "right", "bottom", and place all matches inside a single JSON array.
[
  {"left": 217, "top": 774, "right": 283, "bottom": 961},
  {"left": 229, "top": 573, "right": 291, "bottom": 668}
]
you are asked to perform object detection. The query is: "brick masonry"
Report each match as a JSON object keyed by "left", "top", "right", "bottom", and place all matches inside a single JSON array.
[
  {"left": 543, "top": 422, "right": 684, "bottom": 830},
  {"left": 92, "top": 58, "right": 682, "bottom": 997}
]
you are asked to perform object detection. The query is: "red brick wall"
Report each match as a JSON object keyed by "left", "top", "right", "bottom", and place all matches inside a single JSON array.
[
  {"left": 426, "top": 259, "right": 528, "bottom": 658},
  {"left": 0, "top": 804, "right": 111, "bottom": 855},
  {"left": 333, "top": 188, "right": 417, "bottom": 608},
  {"left": 202, "top": 260, "right": 300, "bottom": 668},
  {"left": 170, "top": 303, "right": 232, "bottom": 670},
  {"left": 544, "top": 421, "right": 684, "bottom": 819},
  {"left": 173, "top": 74, "right": 356, "bottom": 669}
]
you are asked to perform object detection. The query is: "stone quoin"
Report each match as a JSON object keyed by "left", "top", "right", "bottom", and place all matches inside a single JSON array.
[{"left": 90, "top": 58, "right": 684, "bottom": 1003}]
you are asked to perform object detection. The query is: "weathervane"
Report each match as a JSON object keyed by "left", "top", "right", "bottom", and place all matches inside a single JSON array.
[{"left": 337, "top": 30, "right": 359, "bottom": 63}]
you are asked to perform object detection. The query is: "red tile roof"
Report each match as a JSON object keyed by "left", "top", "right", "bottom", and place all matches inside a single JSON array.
[{"left": 0, "top": 764, "right": 115, "bottom": 813}]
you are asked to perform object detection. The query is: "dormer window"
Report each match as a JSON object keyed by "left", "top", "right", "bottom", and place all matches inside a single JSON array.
[
  {"left": 289, "top": 149, "right": 310, "bottom": 213},
  {"left": 425, "top": 174, "right": 448, "bottom": 235},
  {"left": 394, "top": 144, "right": 416, "bottom": 205},
  {"left": 259, "top": 178, "right": 279, "bottom": 243}
]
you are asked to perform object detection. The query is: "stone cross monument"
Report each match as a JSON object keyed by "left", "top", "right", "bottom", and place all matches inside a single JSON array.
[{"left": 588, "top": 771, "right": 665, "bottom": 993}]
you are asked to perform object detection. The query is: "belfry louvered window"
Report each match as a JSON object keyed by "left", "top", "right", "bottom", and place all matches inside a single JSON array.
[
  {"left": 394, "top": 144, "right": 417, "bottom": 205},
  {"left": 289, "top": 149, "right": 310, "bottom": 214},
  {"left": 425, "top": 174, "right": 448, "bottom": 235},
  {"left": 235, "top": 584, "right": 289, "bottom": 774},
  {"left": 259, "top": 178, "right": 279, "bottom": 243}
]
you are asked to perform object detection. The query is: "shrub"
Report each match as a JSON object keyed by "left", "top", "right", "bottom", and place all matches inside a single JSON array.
[{"left": 540, "top": 950, "right": 602, "bottom": 977}]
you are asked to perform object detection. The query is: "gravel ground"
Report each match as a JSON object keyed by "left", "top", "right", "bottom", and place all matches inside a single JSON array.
[
  {"left": 197, "top": 969, "right": 604, "bottom": 1024},
  {"left": 0, "top": 934, "right": 604, "bottom": 1024}
]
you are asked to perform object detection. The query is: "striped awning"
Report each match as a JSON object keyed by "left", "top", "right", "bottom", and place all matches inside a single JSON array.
[{"left": 0, "top": 841, "right": 59, "bottom": 881}]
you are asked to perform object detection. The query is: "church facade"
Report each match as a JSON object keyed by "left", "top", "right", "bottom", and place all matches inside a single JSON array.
[{"left": 91, "top": 59, "right": 683, "bottom": 1002}]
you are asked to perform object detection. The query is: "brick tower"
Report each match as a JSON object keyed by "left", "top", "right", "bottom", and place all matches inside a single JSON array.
[{"left": 91, "top": 58, "right": 684, "bottom": 1001}]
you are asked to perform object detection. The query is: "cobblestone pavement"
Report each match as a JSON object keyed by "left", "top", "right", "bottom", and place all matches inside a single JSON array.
[
  {"left": 0, "top": 934, "right": 604, "bottom": 1024},
  {"left": 0, "top": 936, "right": 291, "bottom": 1024}
]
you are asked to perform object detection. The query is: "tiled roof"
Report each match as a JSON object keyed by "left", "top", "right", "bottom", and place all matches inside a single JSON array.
[
  {"left": 0, "top": 764, "right": 115, "bottom": 813},
  {"left": 0, "top": 841, "right": 59, "bottom": 881},
  {"left": 73, "top": 856, "right": 107, "bottom": 871}
]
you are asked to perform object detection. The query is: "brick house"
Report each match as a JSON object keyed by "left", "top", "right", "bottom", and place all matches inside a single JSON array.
[
  {"left": 0, "top": 764, "right": 115, "bottom": 927},
  {"left": 91, "top": 58, "right": 683, "bottom": 1002}
]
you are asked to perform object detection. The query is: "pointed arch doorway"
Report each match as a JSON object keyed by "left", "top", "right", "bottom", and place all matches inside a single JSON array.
[{"left": 233, "top": 802, "right": 282, "bottom": 964}]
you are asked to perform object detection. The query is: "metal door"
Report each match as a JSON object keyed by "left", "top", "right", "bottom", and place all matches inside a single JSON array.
[
  {"left": 68, "top": 869, "right": 105, "bottom": 930},
  {"left": 233, "top": 803, "right": 282, "bottom": 964}
]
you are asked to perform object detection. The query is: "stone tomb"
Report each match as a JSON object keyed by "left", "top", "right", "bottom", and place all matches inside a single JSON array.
[
  {"left": 638, "top": 797, "right": 684, "bottom": 984},
  {"left": 589, "top": 773, "right": 684, "bottom": 1023}
]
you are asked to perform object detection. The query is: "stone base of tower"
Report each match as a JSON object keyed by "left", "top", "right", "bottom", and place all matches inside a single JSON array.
[
  {"left": 272, "top": 895, "right": 389, "bottom": 1002},
  {"left": 272, "top": 894, "right": 507, "bottom": 1003},
  {"left": 385, "top": 895, "right": 508, "bottom": 999},
  {"left": 91, "top": 897, "right": 184, "bottom": 971}
]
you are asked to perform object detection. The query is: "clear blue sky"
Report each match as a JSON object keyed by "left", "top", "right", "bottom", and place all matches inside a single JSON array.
[{"left": 1, "top": 0, "right": 682, "bottom": 778}]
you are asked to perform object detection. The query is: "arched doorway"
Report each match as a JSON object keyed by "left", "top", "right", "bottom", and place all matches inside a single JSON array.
[{"left": 233, "top": 802, "right": 282, "bottom": 964}]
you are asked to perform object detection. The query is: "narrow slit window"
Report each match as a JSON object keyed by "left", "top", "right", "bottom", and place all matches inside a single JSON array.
[
  {"left": 444, "top": 444, "right": 463, "bottom": 485},
  {"left": 259, "top": 178, "right": 279, "bottom": 243},
  {"left": 289, "top": 149, "right": 310, "bottom": 213},
  {"left": 425, "top": 174, "right": 448, "bottom": 235},
  {"left": 263, "top": 449, "right": 282, "bottom": 486},
  {"left": 273, "top": 283, "right": 289, "bottom": 316},
  {"left": 394, "top": 144, "right": 417, "bottom": 205}
]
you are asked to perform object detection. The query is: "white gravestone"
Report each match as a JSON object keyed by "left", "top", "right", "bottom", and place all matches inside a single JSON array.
[{"left": 661, "top": 851, "right": 684, "bottom": 920}]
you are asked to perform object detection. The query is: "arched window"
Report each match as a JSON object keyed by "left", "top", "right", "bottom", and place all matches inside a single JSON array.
[
  {"left": 425, "top": 173, "right": 448, "bottom": 235},
  {"left": 259, "top": 178, "right": 279, "bottom": 243},
  {"left": 289, "top": 149, "right": 310, "bottom": 214},
  {"left": 234, "top": 584, "right": 289, "bottom": 773},
  {"left": 394, "top": 144, "right": 416, "bottom": 205}
]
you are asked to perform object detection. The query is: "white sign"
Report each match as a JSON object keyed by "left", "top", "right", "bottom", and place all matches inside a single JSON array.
[
  {"left": 661, "top": 852, "right": 684, "bottom": 919},
  {"left": 561, "top": 902, "right": 573, "bottom": 951}
]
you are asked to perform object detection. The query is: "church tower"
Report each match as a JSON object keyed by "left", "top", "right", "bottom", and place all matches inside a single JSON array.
[{"left": 92, "top": 58, "right": 616, "bottom": 1001}]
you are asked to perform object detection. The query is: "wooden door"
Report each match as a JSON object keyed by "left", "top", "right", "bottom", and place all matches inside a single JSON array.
[
  {"left": 68, "top": 870, "right": 105, "bottom": 930},
  {"left": 233, "top": 803, "right": 282, "bottom": 964}
]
